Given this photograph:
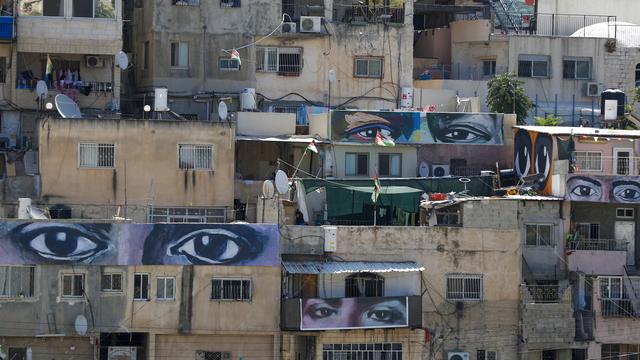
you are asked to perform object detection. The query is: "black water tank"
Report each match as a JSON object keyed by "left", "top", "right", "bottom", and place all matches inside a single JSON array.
[
  {"left": 49, "top": 204, "right": 72, "bottom": 219},
  {"left": 601, "top": 88, "right": 626, "bottom": 117}
]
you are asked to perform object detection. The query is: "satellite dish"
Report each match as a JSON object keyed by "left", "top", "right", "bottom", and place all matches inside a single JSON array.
[
  {"left": 74, "top": 315, "right": 88, "bottom": 335},
  {"left": 35, "top": 80, "right": 48, "bottom": 99},
  {"left": 55, "top": 94, "right": 82, "bottom": 119},
  {"left": 418, "top": 161, "right": 430, "bottom": 177},
  {"left": 218, "top": 101, "right": 228, "bottom": 121},
  {"left": 262, "top": 180, "right": 275, "bottom": 198},
  {"left": 143, "top": 104, "right": 151, "bottom": 112},
  {"left": 116, "top": 51, "right": 129, "bottom": 69},
  {"left": 274, "top": 170, "right": 290, "bottom": 194}
]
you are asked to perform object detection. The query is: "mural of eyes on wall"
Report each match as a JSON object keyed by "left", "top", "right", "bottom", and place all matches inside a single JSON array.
[
  {"left": 566, "top": 175, "right": 640, "bottom": 203},
  {"left": 514, "top": 129, "right": 554, "bottom": 194},
  {"left": 300, "top": 297, "right": 408, "bottom": 331},
  {"left": 0, "top": 223, "right": 279, "bottom": 266},
  {"left": 330, "top": 111, "right": 504, "bottom": 145}
]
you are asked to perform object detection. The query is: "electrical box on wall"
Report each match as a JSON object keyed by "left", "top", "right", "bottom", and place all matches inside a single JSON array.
[{"left": 324, "top": 226, "right": 337, "bottom": 252}]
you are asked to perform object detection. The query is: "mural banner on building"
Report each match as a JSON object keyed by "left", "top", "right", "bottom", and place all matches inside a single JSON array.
[
  {"left": 300, "top": 296, "right": 408, "bottom": 330},
  {"left": 514, "top": 128, "right": 554, "bottom": 195},
  {"left": 566, "top": 175, "right": 640, "bottom": 203},
  {"left": 0, "top": 223, "right": 279, "bottom": 266},
  {"left": 330, "top": 111, "right": 504, "bottom": 145}
]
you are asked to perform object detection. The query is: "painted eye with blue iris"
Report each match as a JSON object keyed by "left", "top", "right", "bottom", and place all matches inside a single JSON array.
[
  {"left": 12, "top": 223, "right": 111, "bottom": 262},
  {"left": 611, "top": 180, "right": 640, "bottom": 203},
  {"left": 567, "top": 176, "right": 603, "bottom": 202}
]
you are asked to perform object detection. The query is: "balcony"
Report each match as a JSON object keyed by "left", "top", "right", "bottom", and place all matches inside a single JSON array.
[
  {"left": 571, "top": 155, "right": 640, "bottom": 177},
  {"left": 281, "top": 296, "right": 422, "bottom": 331},
  {"left": 494, "top": 12, "right": 616, "bottom": 37},
  {"left": 521, "top": 284, "right": 564, "bottom": 304},
  {"left": 566, "top": 238, "right": 627, "bottom": 251},
  {"left": 333, "top": 4, "right": 405, "bottom": 25},
  {"left": 600, "top": 299, "right": 638, "bottom": 318},
  {"left": 414, "top": 63, "right": 508, "bottom": 80},
  {"left": 566, "top": 238, "right": 627, "bottom": 276},
  {"left": 520, "top": 284, "right": 576, "bottom": 346}
]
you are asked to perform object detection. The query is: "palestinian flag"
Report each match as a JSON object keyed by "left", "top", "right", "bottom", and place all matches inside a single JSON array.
[
  {"left": 230, "top": 49, "right": 241, "bottom": 66},
  {"left": 306, "top": 139, "right": 318, "bottom": 154},
  {"left": 371, "top": 174, "right": 381, "bottom": 203},
  {"left": 46, "top": 55, "right": 53, "bottom": 76},
  {"left": 375, "top": 130, "right": 395, "bottom": 147}
]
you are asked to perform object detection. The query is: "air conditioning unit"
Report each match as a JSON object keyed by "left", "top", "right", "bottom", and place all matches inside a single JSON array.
[
  {"left": 281, "top": 22, "right": 297, "bottom": 33},
  {"left": 448, "top": 352, "right": 470, "bottom": 360},
  {"left": 432, "top": 164, "right": 450, "bottom": 177},
  {"left": 85, "top": 55, "right": 105, "bottom": 68},
  {"left": 300, "top": 16, "right": 322, "bottom": 33},
  {"left": 584, "top": 82, "right": 603, "bottom": 97}
]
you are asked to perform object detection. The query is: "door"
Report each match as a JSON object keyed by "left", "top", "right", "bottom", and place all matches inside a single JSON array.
[
  {"left": 614, "top": 148, "right": 634, "bottom": 175},
  {"left": 616, "top": 221, "right": 636, "bottom": 265}
]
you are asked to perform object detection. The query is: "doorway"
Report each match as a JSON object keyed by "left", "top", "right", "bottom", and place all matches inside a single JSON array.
[
  {"left": 613, "top": 148, "right": 634, "bottom": 175},
  {"left": 615, "top": 221, "right": 636, "bottom": 266}
]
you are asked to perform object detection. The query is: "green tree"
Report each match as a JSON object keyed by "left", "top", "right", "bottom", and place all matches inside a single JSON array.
[
  {"left": 534, "top": 114, "right": 561, "bottom": 126},
  {"left": 486, "top": 73, "right": 533, "bottom": 125}
]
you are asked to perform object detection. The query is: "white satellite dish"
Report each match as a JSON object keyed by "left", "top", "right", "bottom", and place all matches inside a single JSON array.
[
  {"left": 218, "top": 101, "right": 228, "bottom": 121},
  {"left": 262, "top": 180, "right": 275, "bottom": 198},
  {"left": 55, "top": 94, "right": 82, "bottom": 119},
  {"left": 35, "top": 80, "right": 48, "bottom": 99},
  {"left": 418, "top": 161, "right": 430, "bottom": 177},
  {"left": 274, "top": 170, "right": 290, "bottom": 194},
  {"left": 116, "top": 51, "right": 129, "bottom": 69},
  {"left": 74, "top": 315, "right": 88, "bottom": 336}
]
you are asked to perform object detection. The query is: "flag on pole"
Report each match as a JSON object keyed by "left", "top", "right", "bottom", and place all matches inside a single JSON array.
[
  {"left": 371, "top": 174, "right": 381, "bottom": 203},
  {"left": 230, "top": 49, "right": 241, "bottom": 66},
  {"left": 46, "top": 55, "right": 53, "bottom": 76},
  {"left": 374, "top": 130, "right": 395, "bottom": 147},
  {"left": 306, "top": 139, "right": 318, "bottom": 154}
]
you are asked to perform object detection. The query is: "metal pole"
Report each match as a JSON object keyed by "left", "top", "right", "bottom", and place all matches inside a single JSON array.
[
  {"left": 591, "top": 96, "right": 595, "bottom": 124},
  {"left": 572, "top": 94, "right": 576, "bottom": 126},
  {"left": 554, "top": 93, "right": 558, "bottom": 117},
  {"left": 535, "top": 94, "right": 538, "bottom": 118}
]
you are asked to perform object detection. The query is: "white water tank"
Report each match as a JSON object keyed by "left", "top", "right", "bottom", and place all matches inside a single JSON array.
[
  {"left": 240, "top": 88, "right": 257, "bottom": 111},
  {"left": 154, "top": 88, "right": 168, "bottom": 111},
  {"left": 399, "top": 86, "right": 413, "bottom": 108}
]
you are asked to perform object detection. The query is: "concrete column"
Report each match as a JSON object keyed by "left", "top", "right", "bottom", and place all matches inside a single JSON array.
[{"left": 148, "top": 333, "right": 156, "bottom": 360}]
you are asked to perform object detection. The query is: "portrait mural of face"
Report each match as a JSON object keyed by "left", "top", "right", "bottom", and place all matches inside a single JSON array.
[
  {"left": 331, "top": 111, "right": 503, "bottom": 145},
  {"left": 566, "top": 175, "right": 640, "bottom": 203},
  {"left": 514, "top": 129, "right": 554, "bottom": 194},
  {"left": 0, "top": 223, "right": 279, "bottom": 266},
  {"left": 300, "top": 297, "right": 408, "bottom": 330}
]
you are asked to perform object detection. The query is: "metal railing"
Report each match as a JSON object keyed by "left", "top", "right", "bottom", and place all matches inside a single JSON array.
[
  {"left": 566, "top": 238, "right": 627, "bottom": 251},
  {"left": 571, "top": 155, "right": 640, "bottom": 176},
  {"left": 494, "top": 13, "right": 616, "bottom": 37},
  {"left": 414, "top": 64, "right": 508, "bottom": 81},
  {"left": 601, "top": 299, "right": 637, "bottom": 317},
  {"left": 282, "top": 2, "right": 325, "bottom": 21},
  {"left": 333, "top": 4, "right": 405, "bottom": 25},
  {"left": 522, "top": 284, "right": 562, "bottom": 303}
]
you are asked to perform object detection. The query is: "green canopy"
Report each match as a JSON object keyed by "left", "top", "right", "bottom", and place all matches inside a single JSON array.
[{"left": 326, "top": 185, "right": 424, "bottom": 217}]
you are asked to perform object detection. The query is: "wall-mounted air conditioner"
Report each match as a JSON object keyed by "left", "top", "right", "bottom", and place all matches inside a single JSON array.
[
  {"left": 85, "top": 55, "right": 105, "bottom": 68},
  {"left": 300, "top": 16, "right": 322, "bottom": 33},
  {"left": 448, "top": 352, "right": 469, "bottom": 360},
  {"left": 584, "top": 82, "right": 603, "bottom": 97},
  {"left": 432, "top": 164, "right": 450, "bottom": 177},
  {"left": 281, "top": 22, "right": 297, "bottom": 33}
]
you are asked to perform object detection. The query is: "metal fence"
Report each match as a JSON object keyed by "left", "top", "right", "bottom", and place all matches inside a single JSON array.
[
  {"left": 601, "top": 299, "right": 637, "bottom": 317},
  {"left": 495, "top": 13, "right": 616, "bottom": 37},
  {"left": 566, "top": 239, "right": 627, "bottom": 251},
  {"left": 333, "top": 4, "right": 404, "bottom": 25},
  {"left": 522, "top": 284, "right": 562, "bottom": 303},
  {"left": 414, "top": 64, "right": 508, "bottom": 81}
]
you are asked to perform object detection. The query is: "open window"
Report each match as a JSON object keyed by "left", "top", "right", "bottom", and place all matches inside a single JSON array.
[{"left": 345, "top": 272, "right": 385, "bottom": 297}]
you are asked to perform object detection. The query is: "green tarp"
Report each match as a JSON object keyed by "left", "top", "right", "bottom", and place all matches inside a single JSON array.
[{"left": 326, "top": 186, "right": 424, "bottom": 217}]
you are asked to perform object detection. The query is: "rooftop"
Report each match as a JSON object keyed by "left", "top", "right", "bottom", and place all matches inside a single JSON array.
[{"left": 514, "top": 126, "right": 640, "bottom": 138}]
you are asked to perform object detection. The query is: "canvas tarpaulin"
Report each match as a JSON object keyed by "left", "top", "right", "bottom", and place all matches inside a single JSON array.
[{"left": 325, "top": 185, "right": 424, "bottom": 217}]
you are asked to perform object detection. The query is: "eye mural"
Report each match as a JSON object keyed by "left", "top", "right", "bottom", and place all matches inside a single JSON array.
[
  {"left": 566, "top": 175, "right": 640, "bottom": 203},
  {"left": 513, "top": 129, "right": 554, "bottom": 195},
  {"left": 331, "top": 111, "right": 504, "bottom": 145},
  {"left": 0, "top": 223, "right": 279, "bottom": 266},
  {"left": 300, "top": 297, "right": 408, "bottom": 331}
]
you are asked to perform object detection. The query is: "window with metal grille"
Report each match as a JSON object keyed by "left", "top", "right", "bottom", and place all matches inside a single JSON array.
[
  {"left": 211, "top": 278, "right": 251, "bottom": 301},
  {"left": 379, "top": 153, "right": 402, "bottom": 177},
  {"left": 170, "top": 42, "right": 189, "bottom": 68},
  {"left": 446, "top": 273, "right": 483, "bottom": 301},
  {"left": 354, "top": 57, "right": 383, "bottom": 78},
  {"left": 563, "top": 57, "right": 591, "bottom": 79},
  {"left": 101, "top": 273, "right": 123, "bottom": 292},
  {"left": 0, "top": 57, "right": 6, "bottom": 83},
  {"left": 196, "top": 351, "right": 231, "bottom": 360},
  {"left": 78, "top": 143, "right": 115, "bottom": 168},
  {"left": 477, "top": 350, "right": 498, "bottom": 360},
  {"left": 156, "top": 277, "right": 175, "bottom": 300},
  {"left": 219, "top": 57, "right": 240, "bottom": 71},
  {"left": 322, "top": 343, "right": 402, "bottom": 360},
  {"left": 178, "top": 144, "right": 214, "bottom": 170},
  {"left": 220, "top": 0, "right": 240, "bottom": 7},
  {"left": 8, "top": 348, "right": 27, "bottom": 360},
  {"left": 525, "top": 224, "right": 554, "bottom": 246},
  {"left": 345, "top": 273, "right": 385, "bottom": 297},
  {"left": 482, "top": 60, "right": 496, "bottom": 77},
  {"left": 574, "top": 151, "right": 602, "bottom": 171},
  {"left": 256, "top": 46, "right": 302, "bottom": 76},
  {"left": 61, "top": 274, "right": 84, "bottom": 297},
  {"left": 0, "top": 266, "right": 35, "bottom": 298},
  {"left": 576, "top": 223, "right": 600, "bottom": 240},
  {"left": 134, "top": 273, "right": 149, "bottom": 300},
  {"left": 173, "top": 0, "right": 200, "bottom": 5},
  {"left": 617, "top": 208, "right": 635, "bottom": 219},
  {"left": 148, "top": 207, "right": 227, "bottom": 223},
  {"left": 518, "top": 55, "right": 550, "bottom": 78},
  {"left": 345, "top": 152, "right": 369, "bottom": 177}
]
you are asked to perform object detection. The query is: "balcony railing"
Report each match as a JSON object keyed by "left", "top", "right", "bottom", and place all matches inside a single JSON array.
[
  {"left": 566, "top": 238, "right": 627, "bottom": 251},
  {"left": 601, "top": 299, "right": 637, "bottom": 317},
  {"left": 414, "top": 63, "right": 508, "bottom": 81},
  {"left": 333, "top": 4, "right": 405, "bottom": 25},
  {"left": 495, "top": 13, "right": 616, "bottom": 37},
  {"left": 522, "top": 284, "right": 563, "bottom": 304},
  {"left": 571, "top": 155, "right": 640, "bottom": 176}
]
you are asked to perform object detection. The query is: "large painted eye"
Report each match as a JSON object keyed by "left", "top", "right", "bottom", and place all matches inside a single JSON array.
[
  {"left": 166, "top": 228, "right": 260, "bottom": 265},
  {"left": 437, "top": 124, "right": 491, "bottom": 143},
  {"left": 567, "top": 176, "right": 603, "bottom": 202},
  {"left": 514, "top": 130, "right": 532, "bottom": 178},
  {"left": 345, "top": 124, "right": 393, "bottom": 142},
  {"left": 534, "top": 134, "right": 553, "bottom": 186},
  {"left": 612, "top": 181, "right": 640, "bottom": 203},
  {"left": 307, "top": 304, "right": 339, "bottom": 320},
  {"left": 360, "top": 300, "right": 406, "bottom": 326},
  {"left": 14, "top": 224, "right": 110, "bottom": 262}
]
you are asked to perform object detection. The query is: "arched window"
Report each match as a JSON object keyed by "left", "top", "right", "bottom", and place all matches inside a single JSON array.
[
  {"left": 635, "top": 64, "right": 640, "bottom": 86},
  {"left": 345, "top": 273, "right": 385, "bottom": 297}
]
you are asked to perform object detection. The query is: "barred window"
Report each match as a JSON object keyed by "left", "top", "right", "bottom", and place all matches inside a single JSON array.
[
  {"left": 574, "top": 151, "right": 602, "bottom": 171},
  {"left": 345, "top": 273, "right": 384, "bottom": 297},
  {"left": 477, "top": 350, "right": 498, "bottom": 360},
  {"left": 196, "top": 351, "right": 231, "bottom": 360},
  {"left": 0, "top": 266, "right": 35, "bottom": 298},
  {"left": 256, "top": 46, "right": 302, "bottom": 76},
  {"left": 220, "top": 0, "right": 240, "bottom": 7},
  {"left": 211, "top": 278, "right": 251, "bottom": 301},
  {"left": 61, "top": 274, "right": 84, "bottom": 298},
  {"left": 323, "top": 343, "right": 402, "bottom": 360},
  {"left": 178, "top": 144, "right": 214, "bottom": 170},
  {"left": 148, "top": 207, "right": 227, "bottom": 223},
  {"left": 446, "top": 273, "right": 483, "bottom": 301},
  {"left": 78, "top": 143, "right": 115, "bottom": 168},
  {"left": 576, "top": 223, "right": 600, "bottom": 240}
]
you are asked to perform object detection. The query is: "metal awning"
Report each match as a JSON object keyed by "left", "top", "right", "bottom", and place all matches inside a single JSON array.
[{"left": 282, "top": 261, "right": 424, "bottom": 274}]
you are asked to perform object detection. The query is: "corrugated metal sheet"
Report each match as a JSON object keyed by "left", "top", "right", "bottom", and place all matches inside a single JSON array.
[{"left": 282, "top": 261, "right": 424, "bottom": 274}]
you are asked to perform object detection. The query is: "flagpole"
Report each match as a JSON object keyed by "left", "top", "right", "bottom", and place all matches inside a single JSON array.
[{"left": 290, "top": 150, "right": 307, "bottom": 180}]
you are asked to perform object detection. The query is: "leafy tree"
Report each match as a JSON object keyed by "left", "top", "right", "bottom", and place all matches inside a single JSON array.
[
  {"left": 534, "top": 114, "right": 561, "bottom": 126},
  {"left": 486, "top": 73, "right": 533, "bottom": 125}
]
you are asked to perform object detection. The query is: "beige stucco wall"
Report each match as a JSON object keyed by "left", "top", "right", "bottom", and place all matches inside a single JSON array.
[
  {"left": 155, "top": 334, "right": 277, "bottom": 360},
  {"left": 451, "top": 20, "right": 491, "bottom": 43},
  {"left": 331, "top": 144, "right": 417, "bottom": 178},
  {"left": 236, "top": 112, "right": 296, "bottom": 136},
  {"left": 0, "top": 336, "right": 94, "bottom": 360},
  {"left": 38, "top": 118, "right": 235, "bottom": 209},
  {"left": 537, "top": 0, "right": 640, "bottom": 26}
]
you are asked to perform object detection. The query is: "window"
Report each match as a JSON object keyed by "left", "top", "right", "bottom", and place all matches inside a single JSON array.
[
  {"left": 78, "top": 143, "right": 115, "bottom": 168},
  {"left": 518, "top": 55, "right": 550, "bottom": 78},
  {"left": 446, "top": 273, "right": 483, "bottom": 301},
  {"left": 170, "top": 42, "right": 189, "bottom": 68},
  {"left": 19, "top": 0, "right": 64, "bottom": 16},
  {"left": 211, "top": 278, "right": 251, "bottom": 301},
  {"left": 345, "top": 152, "right": 369, "bottom": 177},
  {"left": 61, "top": 274, "right": 84, "bottom": 298},
  {"left": 72, "top": 0, "right": 115, "bottom": 18},
  {"left": 602, "top": 344, "right": 640, "bottom": 360},
  {"left": 345, "top": 273, "right": 385, "bottom": 297},
  {"left": 541, "top": 350, "right": 556, "bottom": 360},
  {"left": 600, "top": 276, "right": 635, "bottom": 317},
  {"left": 574, "top": 151, "right": 602, "bottom": 171},
  {"left": 576, "top": 223, "right": 600, "bottom": 240},
  {"left": 196, "top": 351, "right": 232, "bottom": 360},
  {"left": 0, "top": 57, "right": 6, "bottom": 83},
  {"left": 256, "top": 46, "right": 302, "bottom": 76},
  {"left": 0, "top": 266, "right": 35, "bottom": 298},
  {"left": 636, "top": 64, "right": 640, "bottom": 87},
  {"left": 148, "top": 207, "right": 227, "bottom": 223},
  {"left": 617, "top": 208, "right": 635, "bottom": 219},
  {"left": 173, "top": 0, "right": 200, "bottom": 5},
  {"left": 477, "top": 350, "right": 498, "bottom": 360},
  {"left": 101, "top": 273, "right": 123, "bottom": 292},
  {"left": 143, "top": 41, "right": 149, "bottom": 70},
  {"left": 354, "top": 57, "right": 383, "bottom": 78},
  {"left": 482, "top": 60, "right": 497, "bottom": 77},
  {"left": 134, "top": 273, "right": 149, "bottom": 300},
  {"left": 156, "top": 277, "right": 175, "bottom": 300},
  {"left": 178, "top": 144, "right": 214, "bottom": 170},
  {"left": 220, "top": 0, "right": 240, "bottom": 7},
  {"left": 379, "top": 153, "right": 402, "bottom": 177},
  {"left": 322, "top": 343, "right": 402, "bottom": 360},
  {"left": 563, "top": 57, "right": 591, "bottom": 79},
  {"left": 8, "top": 348, "right": 27, "bottom": 360},
  {"left": 218, "top": 57, "right": 240, "bottom": 71},
  {"left": 525, "top": 224, "right": 554, "bottom": 246}
]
